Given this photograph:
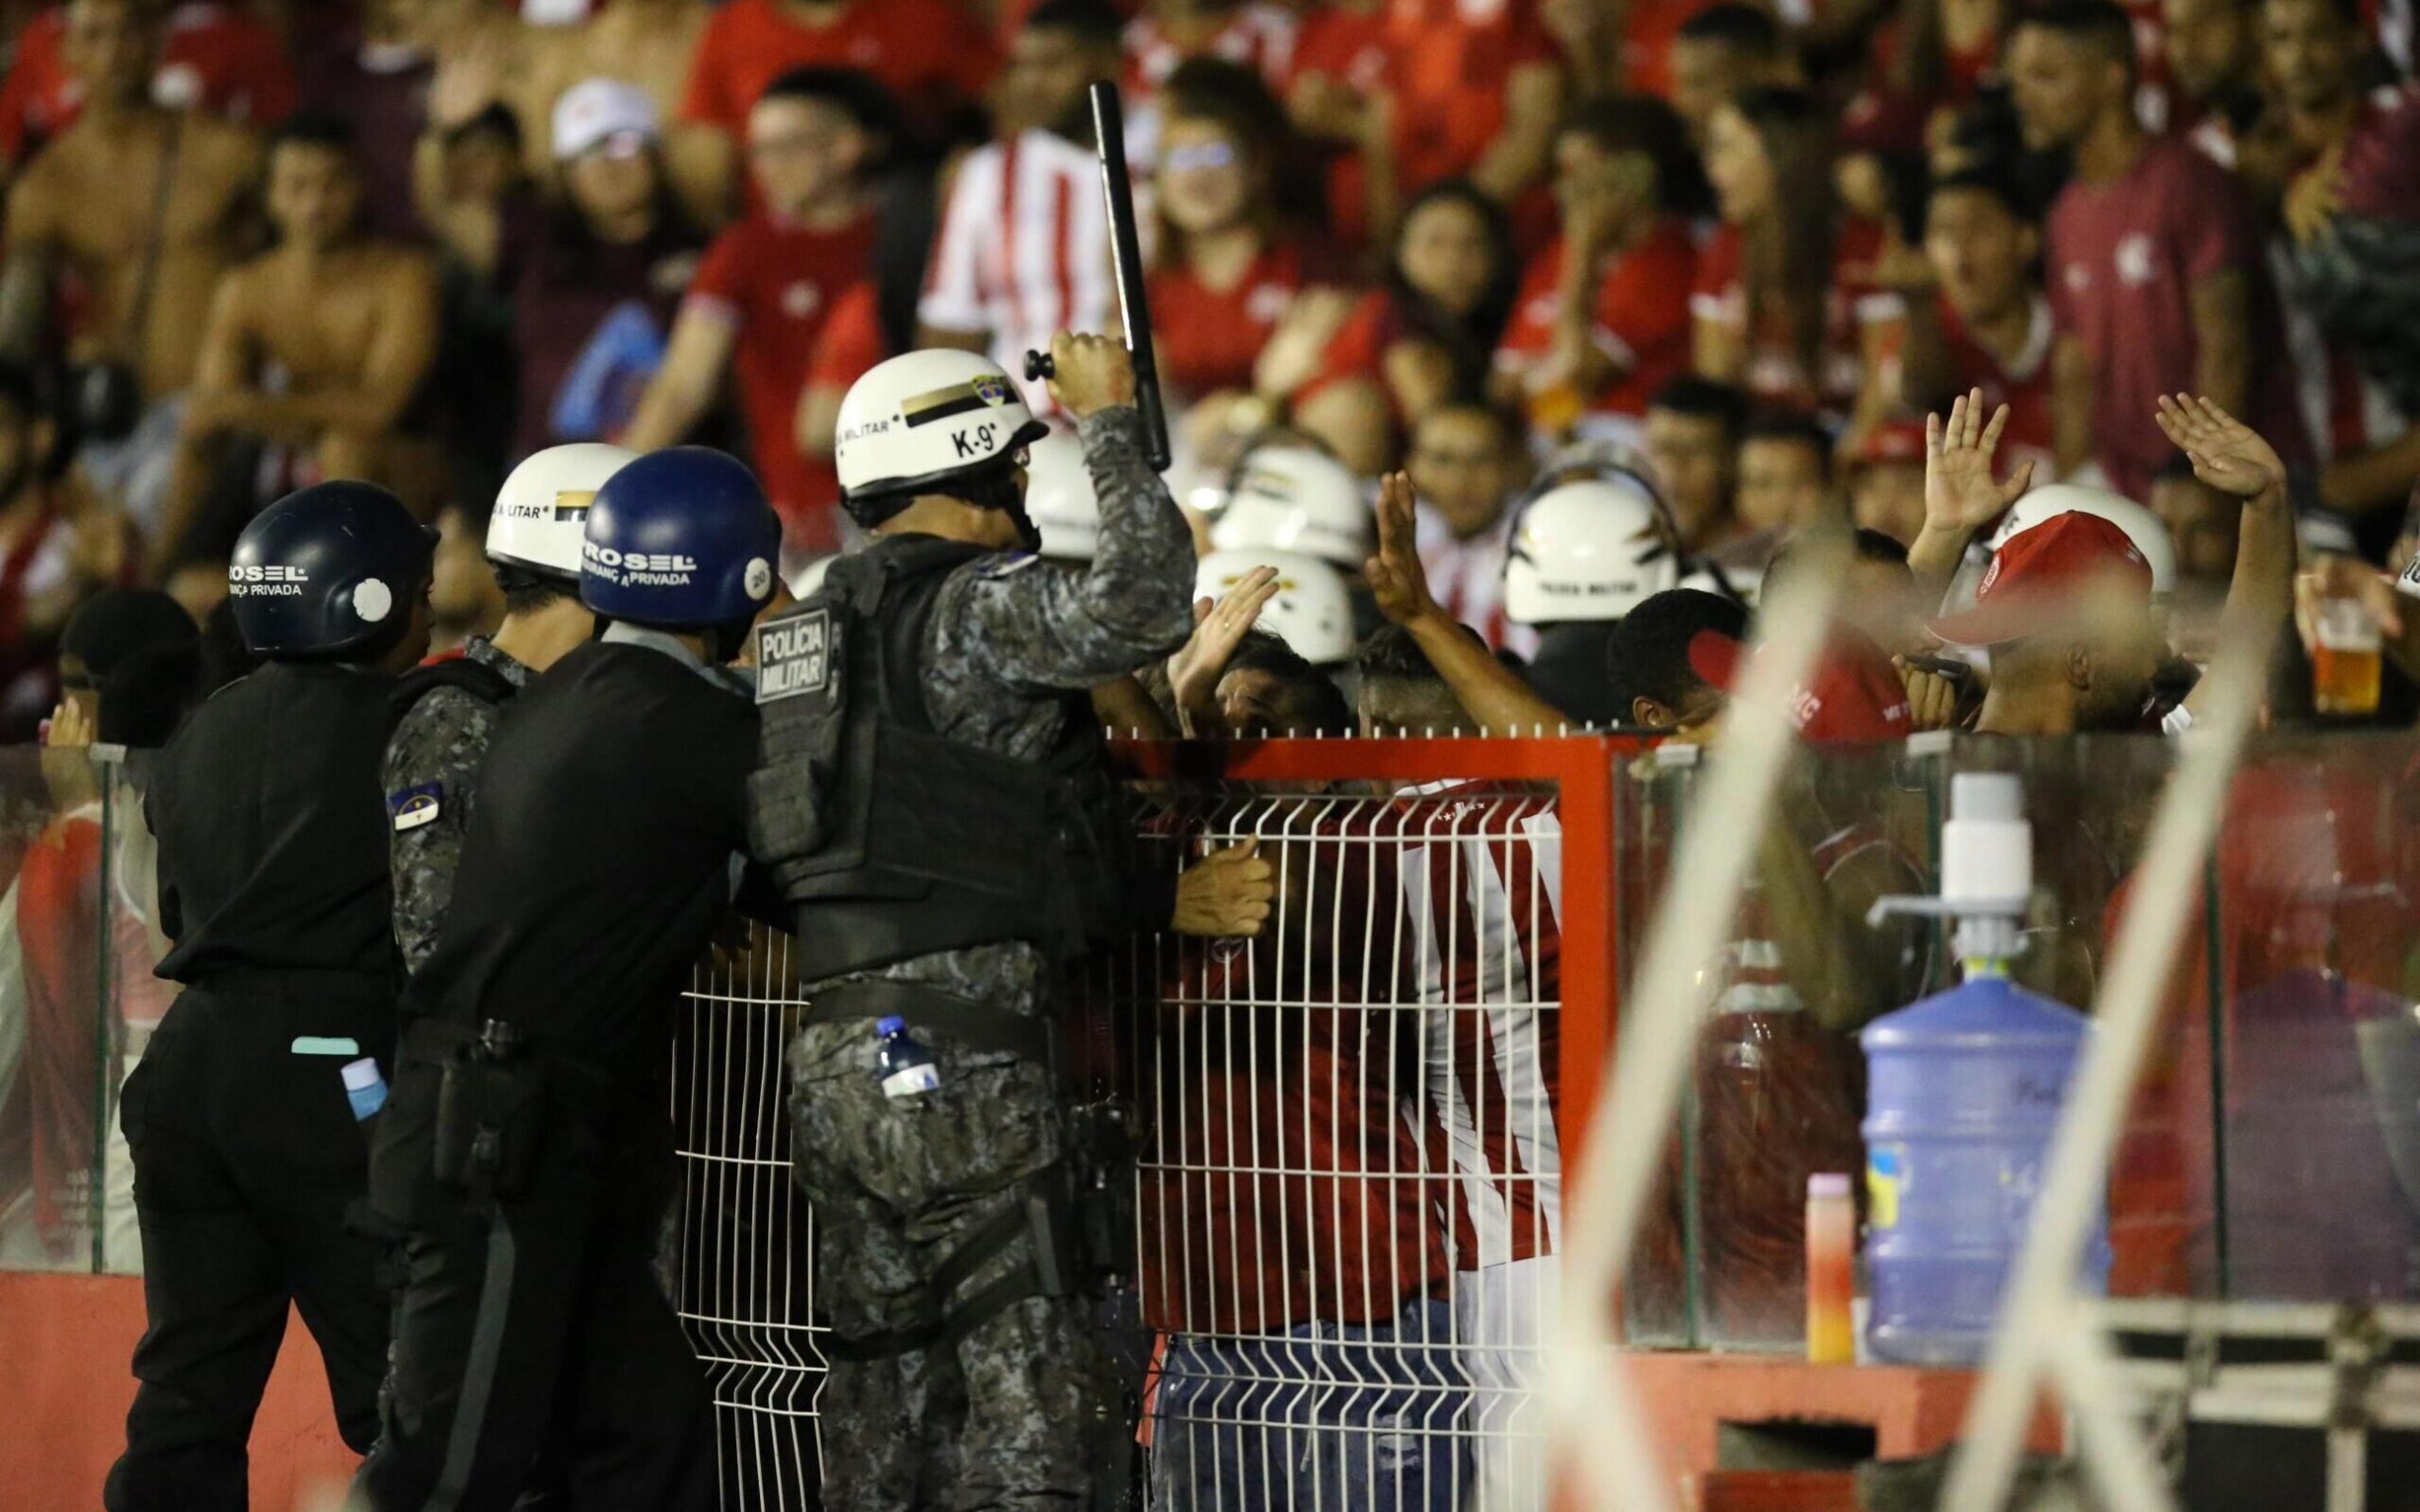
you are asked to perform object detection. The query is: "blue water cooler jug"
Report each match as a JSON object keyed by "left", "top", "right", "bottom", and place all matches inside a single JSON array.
[{"left": 1860, "top": 771, "right": 2109, "bottom": 1365}]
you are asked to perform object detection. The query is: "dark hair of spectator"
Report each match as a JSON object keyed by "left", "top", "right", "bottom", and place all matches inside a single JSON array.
[
  {"left": 446, "top": 101, "right": 524, "bottom": 154},
  {"left": 1559, "top": 94, "right": 1710, "bottom": 222},
  {"left": 62, "top": 589, "right": 199, "bottom": 684},
  {"left": 1728, "top": 87, "right": 1837, "bottom": 390},
  {"left": 1928, "top": 166, "right": 2036, "bottom": 224},
  {"left": 1853, "top": 525, "right": 1911, "bottom": 564},
  {"left": 1023, "top": 0, "right": 1127, "bottom": 48},
  {"left": 1743, "top": 408, "right": 1833, "bottom": 478},
  {"left": 1225, "top": 629, "right": 1355, "bottom": 735},
  {"left": 267, "top": 110, "right": 359, "bottom": 158},
  {"left": 1417, "top": 394, "right": 1526, "bottom": 449},
  {"left": 1649, "top": 374, "right": 1752, "bottom": 442},
  {"left": 759, "top": 67, "right": 901, "bottom": 171},
  {"left": 1762, "top": 528, "right": 1911, "bottom": 603},
  {"left": 1355, "top": 620, "right": 1473, "bottom": 684},
  {"left": 1603, "top": 588, "right": 1749, "bottom": 721},
  {"left": 1678, "top": 3, "right": 1787, "bottom": 58},
  {"left": 1386, "top": 180, "right": 1521, "bottom": 402},
  {"left": 99, "top": 642, "right": 204, "bottom": 748},
  {"left": 2015, "top": 0, "right": 2141, "bottom": 82},
  {"left": 546, "top": 132, "right": 691, "bottom": 284},
  {"left": 1155, "top": 58, "right": 1323, "bottom": 260},
  {"left": 0, "top": 360, "right": 45, "bottom": 426}
]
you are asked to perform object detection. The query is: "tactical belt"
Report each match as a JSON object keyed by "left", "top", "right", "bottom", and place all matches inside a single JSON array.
[
  {"left": 803, "top": 977, "right": 1073, "bottom": 1361},
  {"left": 801, "top": 976, "right": 1056, "bottom": 1067}
]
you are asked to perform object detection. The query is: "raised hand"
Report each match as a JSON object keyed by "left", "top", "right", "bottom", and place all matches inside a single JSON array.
[
  {"left": 2153, "top": 392, "right": 2286, "bottom": 500},
  {"left": 1924, "top": 387, "right": 2034, "bottom": 539},
  {"left": 1167, "top": 564, "right": 1282, "bottom": 731},
  {"left": 1364, "top": 471, "right": 1441, "bottom": 627}
]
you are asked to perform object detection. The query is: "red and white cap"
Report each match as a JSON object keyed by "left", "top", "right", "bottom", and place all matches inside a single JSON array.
[
  {"left": 1927, "top": 511, "right": 2153, "bottom": 646},
  {"left": 1687, "top": 626, "right": 1914, "bottom": 743}
]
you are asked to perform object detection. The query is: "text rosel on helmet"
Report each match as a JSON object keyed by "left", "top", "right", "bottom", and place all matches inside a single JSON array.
[
  {"left": 1502, "top": 474, "right": 1679, "bottom": 626},
  {"left": 833, "top": 349, "right": 1050, "bottom": 511},
  {"left": 488, "top": 442, "right": 636, "bottom": 581},
  {"left": 580, "top": 447, "right": 781, "bottom": 627},
  {"left": 229, "top": 480, "right": 435, "bottom": 657}
]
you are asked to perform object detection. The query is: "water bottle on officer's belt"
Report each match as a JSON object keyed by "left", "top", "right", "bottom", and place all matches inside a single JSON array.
[
  {"left": 875, "top": 1016, "right": 940, "bottom": 1099},
  {"left": 342, "top": 1058, "right": 388, "bottom": 1121}
]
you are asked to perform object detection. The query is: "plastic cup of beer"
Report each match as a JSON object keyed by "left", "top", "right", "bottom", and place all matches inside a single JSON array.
[{"left": 2313, "top": 595, "right": 2383, "bottom": 718}]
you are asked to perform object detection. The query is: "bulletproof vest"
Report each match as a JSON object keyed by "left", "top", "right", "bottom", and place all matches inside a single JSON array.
[
  {"left": 388, "top": 655, "right": 517, "bottom": 731},
  {"left": 748, "top": 535, "right": 1127, "bottom": 981}
]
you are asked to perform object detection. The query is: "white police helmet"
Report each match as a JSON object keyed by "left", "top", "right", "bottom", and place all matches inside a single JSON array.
[
  {"left": 1504, "top": 474, "right": 1680, "bottom": 625},
  {"left": 833, "top": 348, "right": 1049, "bottom": 506},
  {"left": 487, "top": 442, "right": 636, "bottom": 581},
  {"left": 1207, "top": 445, "right": 1372, "bottom": 570},
  {"left": 1196, "top": 547, "right": 1356, "bottom": 668},
  {"left": 1024, "top": 429, "right": 1100, "bottom": 561},
  {"left": 1986, "top": 482, "right": 2176, "bottom": 597}
]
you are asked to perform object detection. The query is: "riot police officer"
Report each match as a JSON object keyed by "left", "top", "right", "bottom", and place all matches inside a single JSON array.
[
  {"left": 747, "top": 333, "right": 1196, "bottom": 1508},
  {"left": 356, "top": 447, "right": 778, "bottom": 1512},
  {"left": 108, "top": 481, "right": 435, "bottom": 1511},
  {"left": 383, "top": 444, "right": 626, "bottom": 971}
]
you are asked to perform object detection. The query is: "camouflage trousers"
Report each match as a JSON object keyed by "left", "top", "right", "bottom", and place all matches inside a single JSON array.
[{"left": 790, "top": 1014, "right": 1108, "bottom": 1511}]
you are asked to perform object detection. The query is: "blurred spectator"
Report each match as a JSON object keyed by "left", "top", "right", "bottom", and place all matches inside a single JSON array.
[
  {"left": 2160, "top": 0, "right": 2261, "bottom": 164},
  {"left": 681, "top": 0, "right": 994, "bottom": 183},
  {"left": 1845, "top": 415, "right": 1930, "bottom": 545},
  {"left": 1895, "top": 169, "right": 2056, "bottom": 477},
  {"left": 2010, "top": 0, "right": 2307, "bottom": 500},
  {"left": 1603, "top": 585, "right": 1746, "bottom": 732},
  {"left": 515, "top": 0, "right": 722, "bottom": 228},
  {"left": 1694, "top": 87, "right": 1903, "bottom": 428},
  {"left": 1284, "top": 0, "right": 1389, "bottom": 252},
  {"left": 164, "top": 114, "right": 439, "bottom": 568},
  {"left": 1642, "top": 373, "right": 1748, "bottom": 558},
  {"left": 1145, "top": 59, "right": 1328, "bottom": 466},
  {"left": 916, "top": 0, "right": 1124, "bottom": 397},
  {"left": 1125, "top": 0, "right": 1298, "bottom": 96},
  {"left": 1291, "top": 179, "right": 1519, "bottom": 475},
  {"left": 1766, "top": 524, "right": 1928, "bottom": 655},
  {"left": 2146, "top": 452, "right": 2237, "bottom": 652},
  {"left": 1734, "top": 409, "right": 1835, "bottom": 537},
  {"left": 0, "top": 0, "right": 264, "bottom": 537},
  {"left": 0, "top": 0, "right": 293, "bottom": 166},
  {"left": 1213, "top": 626, "right": 1357, "bottom": 735},
  {"left": 1667, "top": 3, "right": 1790, "bottom": 144},
  {"left": 293, "top": 0, "right": 434, "bottom": 242},
  {"left": 1883, "top": 0, "right": 2008, "bottom": 112},
  {"left": 1492, "top": 94, "right": 1700, "bottom": 447},
  {"left": 161, "top": 557, "right": 224, "bottom": 629},
  {"left": 2264, "top": 0, "right": 2420, "bottom": 515},
  {"left": 627, "top": 67, "right": 889, "bottom": 558},
  {"left": 1933, "top": 510, "right": 2172, "bottom": 731},
  {"left": 0, "top": 364, "right": 130, "bottom": 737},
  {"left": 1408, "top": 398, "right": 1531, "bottom": 653},
  {"left": 421, "top": 77, "right": 705, "bottom": 463},
  {"left": 1381, "top": 0, "right": 1564, "bottom": 205}
]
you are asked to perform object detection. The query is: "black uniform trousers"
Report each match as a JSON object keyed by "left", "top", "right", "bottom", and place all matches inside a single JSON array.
[
  {"left": 354, "top": 1065, "right": 713, "bottom": 1512},
  {"left": 106, "top": 975, "right": 396, "bottom": 1512}
]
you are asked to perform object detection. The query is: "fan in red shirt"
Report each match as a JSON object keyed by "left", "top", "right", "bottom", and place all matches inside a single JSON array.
[
  {"left": 1899, "top": 170, "right": 2057, "bottom": 479},
  {"left": 625, "top": 67, "right": 885, "bottom": 557},
  {"left": 2008, "top": 0, "right": 2307, "bottom": 501},
  {"left": 0, "top": 0, "right": 294, "bottom": 164},
  {"left": 1123, "top": 0, "right": 1298, "bottom": 98},
  {"left": 1283, "top": 0, "right": 1389, "bottom": 255},
  {"left": 1493, "top": 95, "right": 1699, "bottom": 444},
  {"left": 1144, "top": 60, "right": 1331, "bottom": 464},
  {"left": 1380, "top": 0, "right": 1563, "bottom": 202},
  {"left": 1694, "top": 89, "right": 1905, "bottom": 426},
  {"left": 678, "top": 0, "right": 996, "bottom": 147}
]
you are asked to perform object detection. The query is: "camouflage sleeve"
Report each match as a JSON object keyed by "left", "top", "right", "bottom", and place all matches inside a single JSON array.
[
  {"left": 381, "top": 687, "right": 498, "bottom": 975},
  {"left": 943, "top": 406, "right": 1197, "bottom": 691}
]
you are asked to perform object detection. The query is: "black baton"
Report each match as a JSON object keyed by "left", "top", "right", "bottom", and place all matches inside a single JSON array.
[{"left": 1023, "top": 81, "right": 1172, "bottom": 472}]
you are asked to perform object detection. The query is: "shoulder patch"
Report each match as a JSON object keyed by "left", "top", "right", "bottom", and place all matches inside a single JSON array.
[
  {"left": 388, "top": 782, "right": 442, "bottom": 833},
  {"left": 974, "top": 551, "right": 1042, "bottom": 580},
  {"left": 756, "top": 605, "right": 836, "bottom": 704}
]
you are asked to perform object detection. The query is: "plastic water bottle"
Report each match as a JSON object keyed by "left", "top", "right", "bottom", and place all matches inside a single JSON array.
[
  {"left": 341, "top": 1058, "right": 388, "bottom": 1121},
  {"left": 875, "top": 1016, "right": 940, "bottom": 1099},
  {"left": 1860, "top": 772, "right": 2108, "bottom": 1365}
]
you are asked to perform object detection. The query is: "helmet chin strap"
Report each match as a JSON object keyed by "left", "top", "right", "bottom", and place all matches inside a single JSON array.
[{"left": 1003, "top": 498, "right": 1042, "bottom": 553}]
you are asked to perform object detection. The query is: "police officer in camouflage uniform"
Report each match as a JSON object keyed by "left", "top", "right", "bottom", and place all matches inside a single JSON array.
[
  {"left": 747, "top": 333, "right": 1197, "bottom": 1509},
  {"left": 383, "top": 444, "right": 628, "bottom": 970}
]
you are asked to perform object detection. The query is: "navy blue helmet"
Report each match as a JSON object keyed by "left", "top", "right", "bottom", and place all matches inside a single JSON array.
[
  {"left": 228, "top": 481, "right": 435, "bottom": 657},
  {"left": 580, "top": 447, "right": 780, "bottom": 627}
]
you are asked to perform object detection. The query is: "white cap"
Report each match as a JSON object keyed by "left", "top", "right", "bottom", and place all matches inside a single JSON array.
[
  {"left": 834, "top": 349, "right": 1048, "bottom": 503},
  {"left": 1208, "top": 446, "right": 1372, "bottom": 570},
  {"left": 1985, "top": 482, "right": 2176, "bottom": 597},
  {"left": 1024, "top": 429, "right": 1100, "bottom": 561},
  {"left": 1196, "top": 547, "right": 1356, "bottom": 667},
  {"left": 1503, "top": 476, "right": 1678, "bottom": 625},
  {"left": 489, "top": 443, "right": 637, "bottom": 581},
  {"left": 552, "top": 77, "right": 659, "bottom": 162}
]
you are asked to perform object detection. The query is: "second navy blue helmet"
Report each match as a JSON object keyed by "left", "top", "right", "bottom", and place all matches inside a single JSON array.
[
  {"left": 580, "top": 448, "right": 780, "bottom": 628},
  {"left": 229, "top": 481, "right": 435, "bottom": 657}
]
